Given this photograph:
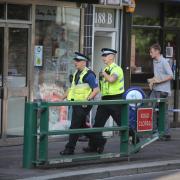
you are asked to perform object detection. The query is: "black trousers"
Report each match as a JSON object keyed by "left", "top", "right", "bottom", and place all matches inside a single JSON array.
[
  {"left": 89, "top": 99, "right": 122, "bottom": 148},
  {"left": 65, "top": 105, "right": 92, "bottom": 150}
]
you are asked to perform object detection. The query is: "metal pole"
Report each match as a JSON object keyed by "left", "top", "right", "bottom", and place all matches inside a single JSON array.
[
  {"left": 158, "top": 101, "right": 166, "bottom": 134},
  {"left": 120, "top": 103, "right": 129, "bottom": 156},
  {"left": 39, "top": 103, "right": 49, "bottom": 163},
  {"left": 23, "top": 102, "right": 37, "bottom": 168}
]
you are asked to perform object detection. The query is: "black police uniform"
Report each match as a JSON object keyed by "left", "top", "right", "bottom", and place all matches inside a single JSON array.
[
  {"left": 83, "top": 48, "right": 123, "bottom": 153},
  {"left": 60, "top": 52, "right": 98, "bottom": 155}
]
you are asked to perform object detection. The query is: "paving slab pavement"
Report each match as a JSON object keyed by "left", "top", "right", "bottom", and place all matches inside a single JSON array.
[{"left": 1, "top": 128, "right": 180, "bottom": 180}]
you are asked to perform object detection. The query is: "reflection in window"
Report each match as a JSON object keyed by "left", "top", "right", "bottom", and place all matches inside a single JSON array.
[
  {"left": 164, "top": 4, "right": 180, "bottom": 27},
  {"left": 34, "top": 6, "right": 80, "bottom": 130},
  {"left": 8, "top": 28, "right": 28, "bottom": 87},
  {"left": 130, "top": 29, "right": 160, "bottom": 83},
  {"left": 0, "top": 4, "right": 5, "bottom": 19},
  {"left": 34, "top": 5, "right": 80, "bottom": 99},
  {"left": 7, "top": 4, "right": 30, "bottom": 20},
  {"left": 133, "top": 16, "right": 160, "bottom": 26},
  {"left": 133, "top": 1, "right": 160, "bottom": 26}
]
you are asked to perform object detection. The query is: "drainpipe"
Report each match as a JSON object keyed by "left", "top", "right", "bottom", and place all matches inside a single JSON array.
[{"left": 122, "top": 8, "right": 132, "bottom": 90}]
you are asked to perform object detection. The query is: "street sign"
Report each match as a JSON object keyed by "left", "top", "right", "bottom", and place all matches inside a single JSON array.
[{"left": 137, "top": 108, "right": 153, "bottom": 132}]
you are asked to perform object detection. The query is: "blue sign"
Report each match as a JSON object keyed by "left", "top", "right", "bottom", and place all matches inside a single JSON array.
[{"left": 123, "top": 87, "right": 146, "bottom": 130}]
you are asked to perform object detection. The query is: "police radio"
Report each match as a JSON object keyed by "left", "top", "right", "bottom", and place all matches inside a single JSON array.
[{"left": 104, "top": 69, "right": 110, "bottom": 75}]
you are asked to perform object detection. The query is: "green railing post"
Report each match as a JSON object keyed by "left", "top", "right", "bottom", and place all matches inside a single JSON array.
[
  {"left": 23, "top": 102, "right": 37, "bottom": 168},
  {"left": 39, "top": 103, "right": 49, "bottom": 163},
  {"left": 120, "top": 103, "right": 129, "bottom": 156},
  {"left": 158, "top": 101, "right": 166, "bottom": 134}
]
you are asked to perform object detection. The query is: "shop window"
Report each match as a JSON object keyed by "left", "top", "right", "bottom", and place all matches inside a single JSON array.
[
  {"left": 164, "top": 4, "right": 180, "bottom": 27},
  {"left": 7, "top": 4, "right": 30, "bottom": 20},
  {"left": 35, "top": 6, "right": 80, "bottom": 88},
  {"left": 34, "top": 5, "right": 80, "bottom": 130},
  {"left": 133, "top": 1, "right": 160, "bottom": 26},
  {"left": 0, "top": 4, "right": 5, "bottom": 19},
  {"left": 130, "top": 29, "right": 160, "bottom": 83},
  {"left": 8, "top": 28, "right": 28, "bottom": 87}
]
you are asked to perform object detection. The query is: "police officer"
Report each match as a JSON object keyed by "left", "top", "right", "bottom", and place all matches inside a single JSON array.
[
  {"left": 83, "top": 48, "right": 124, "bottom": 153},
  {"left": 60, "top": 52, "right": 99, "bottom": 155}
]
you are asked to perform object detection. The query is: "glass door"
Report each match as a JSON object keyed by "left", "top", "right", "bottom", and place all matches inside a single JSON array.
[
  {"left": 7, "top": 27, "right": 29, "bottom": 136},
  {"left": 2, "top": 26, "right": 30, "bottom": 137}
]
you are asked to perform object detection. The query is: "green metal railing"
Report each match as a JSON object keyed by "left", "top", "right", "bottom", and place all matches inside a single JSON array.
[{"left": 23, "top": 98, "right": 166, "bottom": 168}]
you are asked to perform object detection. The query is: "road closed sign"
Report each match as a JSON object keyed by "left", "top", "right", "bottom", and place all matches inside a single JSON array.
[{"left": 137, "top": 108, "right": 153, "bottom": 132}]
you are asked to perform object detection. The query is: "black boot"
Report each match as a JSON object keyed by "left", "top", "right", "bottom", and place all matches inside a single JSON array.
[
  {"left": 96, "top": 138, "right": 107, "bottom": 154},
  {"left": 129, "top": 128, "right": 140, "bottom": 145}
]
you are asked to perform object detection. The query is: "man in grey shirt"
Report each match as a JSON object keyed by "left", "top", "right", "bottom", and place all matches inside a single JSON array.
[{"left": 148, "top": 43, "right": 173, "bottom": 140}]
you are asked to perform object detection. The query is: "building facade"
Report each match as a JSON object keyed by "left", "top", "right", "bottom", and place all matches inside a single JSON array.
[
  {"left": 0, "top": 0, "right": 132, "bottom": 143},
  {"left": 1, "top": 0, "right": 179, "bottom": 144}
]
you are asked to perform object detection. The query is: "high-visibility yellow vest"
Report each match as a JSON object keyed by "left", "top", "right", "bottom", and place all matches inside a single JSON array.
[
  {"left": 67, "top": 67, "right": 92, "bottom": 101},
  {"left": 100, "top": 63, "right": 124, "bottom": 96}
]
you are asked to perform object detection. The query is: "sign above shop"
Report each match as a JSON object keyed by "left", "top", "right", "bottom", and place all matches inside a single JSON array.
[
  {"left": 99, "top": 0, "right": 120, "bottom": 5},
  {"left": 36, "top": 6, "right": 56, "bottom": 21},
  {"left": 99, "top": 0, "right": 132, "bottom": 6},
  {"left": 95, "top": 8, "right": 115, "bottom": 28}
]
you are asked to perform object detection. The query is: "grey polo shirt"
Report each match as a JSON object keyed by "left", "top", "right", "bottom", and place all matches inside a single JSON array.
[{"left": 153, "top": 55, "right": 173, "bottom": 95}]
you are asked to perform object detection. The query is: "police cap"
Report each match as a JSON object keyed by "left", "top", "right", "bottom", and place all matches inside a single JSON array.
[
  {"left": 73, "top": 52, "right": 89, "bottom": 61},
  {"left": 101, "top": 48, "right": 117, "bottom": 56}
]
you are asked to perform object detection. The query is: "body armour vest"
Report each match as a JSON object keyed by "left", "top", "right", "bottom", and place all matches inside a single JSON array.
[
  {"left": 67, "top": 67, "right": 92, "bottom": 101},
  {"left": 100, "top": 63, "right": 124, "bottom": 96}
]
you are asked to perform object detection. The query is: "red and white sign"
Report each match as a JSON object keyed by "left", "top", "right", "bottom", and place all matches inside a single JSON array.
[{"left": 137, "top": 108, "right": 153, "bottom": 132}]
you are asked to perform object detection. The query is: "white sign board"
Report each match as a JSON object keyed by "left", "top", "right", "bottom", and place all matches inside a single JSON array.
[
  {"left": 95, "top": 8, "right": 115, "bottom": 28},
  {"left": 166, "top": 46, "right": 173, "bottom": 58}
]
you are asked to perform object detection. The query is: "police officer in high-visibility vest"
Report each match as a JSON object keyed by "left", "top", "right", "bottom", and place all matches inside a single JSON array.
[
  {"left": 83, "top": 48, "right": 124, "bottom": 153},
  {"left": 60, "top": 52, "right": 99, "bottom": 155}
]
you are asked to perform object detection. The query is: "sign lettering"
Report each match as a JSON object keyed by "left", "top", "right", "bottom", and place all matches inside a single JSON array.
[
  {"left": 95, "top": 8, "right": 115, "bottom": 28},
  {"left": 107, "top": 13, "right": 113, "bottom": 24},
  {"left": 137, "top": 108, "right": 153, "bottom": 132}
]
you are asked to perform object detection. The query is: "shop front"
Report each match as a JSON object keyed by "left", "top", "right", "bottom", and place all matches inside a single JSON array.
[
  {"left": 0, "top": 3, "right": 32, "bottom": 140},
  {"left": 33, "top": 4, "right": 82, "bottom": 132},
  {"left": 130, "top": 0, "right": 180, "bottom": 124},
  {"left": 0, "top": 0, "right": 132, "bottom": 143},
  {"left": 0, "top": 0, "right": 84, "bottom": 143}
]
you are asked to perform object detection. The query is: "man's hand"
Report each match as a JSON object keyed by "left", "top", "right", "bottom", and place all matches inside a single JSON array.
[{"left": 147, "top": 77, "right": 161, "bottom": 89}]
